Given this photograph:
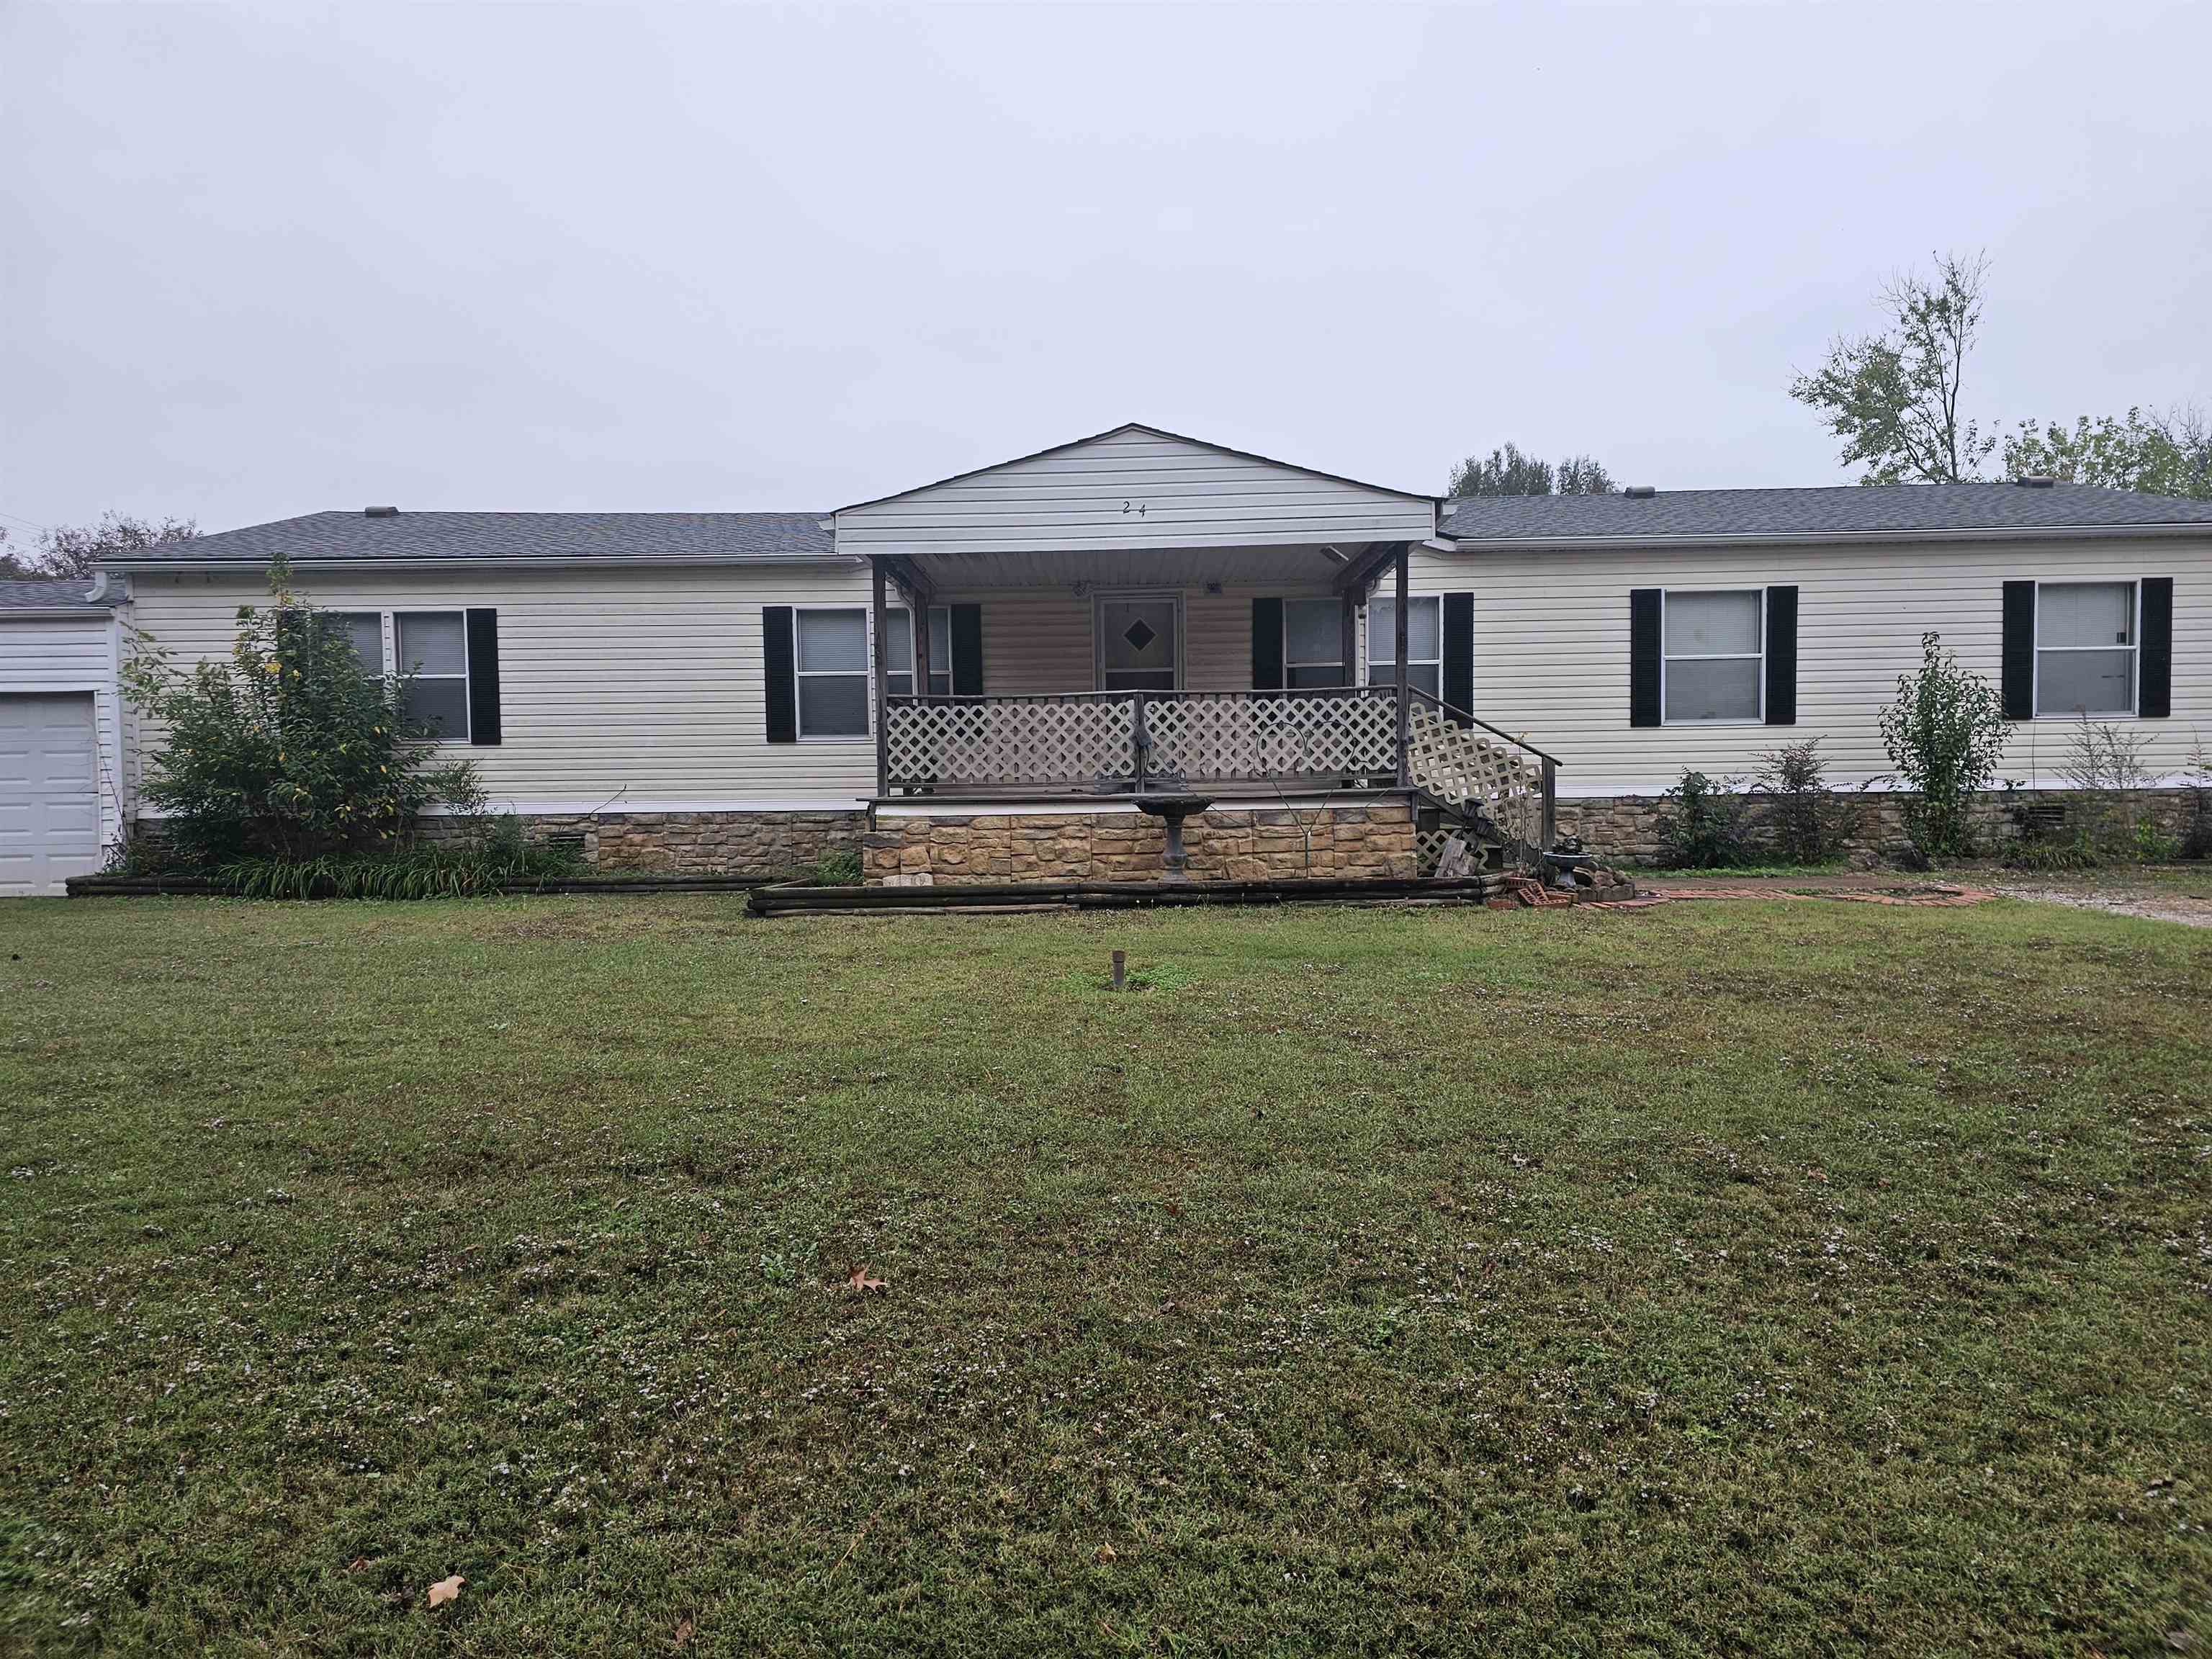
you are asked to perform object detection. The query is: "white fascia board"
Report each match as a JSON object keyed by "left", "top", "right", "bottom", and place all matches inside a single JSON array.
[
  {"left": 102, "top": 555, "right": 859, "bottom": 574},
  {"left": 1444, "top": 522, "right": 2212, "bottom": 554}
]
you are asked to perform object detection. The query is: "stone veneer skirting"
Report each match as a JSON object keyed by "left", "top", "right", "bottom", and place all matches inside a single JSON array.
[
  {"left": 485, "top": 810, "right": 867, "bottom": 877},
  {"left": 1557, "top": 786, "right": 2206, "bottom": 866},
  {"left": 862, "top": 803, "right": 1420, "bottom": 885}
]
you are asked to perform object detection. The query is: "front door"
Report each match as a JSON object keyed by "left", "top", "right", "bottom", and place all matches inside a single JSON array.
[{"left": 1099, "top": 596, "right": 1179, "bottom": 691}]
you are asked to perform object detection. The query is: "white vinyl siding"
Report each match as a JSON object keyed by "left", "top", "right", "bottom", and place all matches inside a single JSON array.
[
  {"left": 2034, "top": 580, "right": 2137, "bottom": 717},
  {"left": 1403, "top": 535, "right": 2210, "bottom": 796},
  {"left": 835, "top": 425, "right": 1435, "bottom": 557},
  {"left": 0, "top": 611, "right": 129, "bottom": 853},
  {"left": 125, "top": 565, "right": 879, "bottom": 810},
  {"left": 1662, "top": 590, "right": 1763, "bottom": 724}
]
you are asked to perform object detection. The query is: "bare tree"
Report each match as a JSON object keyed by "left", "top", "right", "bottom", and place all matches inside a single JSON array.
[{"left": 1790, "top": 251, "right": 1997, "bottom": 484}]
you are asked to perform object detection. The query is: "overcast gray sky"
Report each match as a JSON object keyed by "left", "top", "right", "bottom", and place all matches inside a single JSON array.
[{"left": 4, "top": 1, "right": 2208, "bottom": 537}]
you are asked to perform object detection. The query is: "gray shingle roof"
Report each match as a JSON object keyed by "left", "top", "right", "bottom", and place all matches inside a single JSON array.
[
  {"left": 1442, "top": 482, "right": 2212, "bottom": 544},
  {"left": 109, "top": 511, "right": 836, "bottom": 567},
  {"left": 0, "top": 577, "right": 124, "bottom": 611}
]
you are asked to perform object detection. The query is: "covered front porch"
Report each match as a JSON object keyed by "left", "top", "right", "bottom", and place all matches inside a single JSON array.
[{"left": 833, "top": 423, "right": 1560, "bottom": 881}]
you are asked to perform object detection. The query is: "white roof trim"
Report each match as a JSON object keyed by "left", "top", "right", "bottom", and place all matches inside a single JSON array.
[{"left": 1444, "top": 521, "right": 2212, "bottom": 554}]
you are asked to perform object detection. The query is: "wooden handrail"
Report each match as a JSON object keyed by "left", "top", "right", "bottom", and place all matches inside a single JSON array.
[{"left": 1404, "top": 686, "right": 1563, "bottom": 769}]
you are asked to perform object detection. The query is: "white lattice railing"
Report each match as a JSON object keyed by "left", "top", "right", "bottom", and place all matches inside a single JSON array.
[
  {"left": 885, "top": 695, "right": 1138, "bottom": 790},
  {"left": 884, "top": 689, "right": 1401, "bottom": 792},
  {"left": 884, "top": 688, "right": 1557, "bottom": 847},
  {"left": 1404, "top": 696, "right": 1550, "bottom": 848},
  {"left": 1146, "top": 690, "right": 1397, "bottom": 783}
]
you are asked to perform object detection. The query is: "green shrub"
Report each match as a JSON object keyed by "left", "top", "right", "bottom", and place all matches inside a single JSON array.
[
  {"left": 1749, "top": 737, "right": 1853, "bottom": 866},
  {"left": 1877, "top": 631, "right": 2010, "bottom": 860},
  {"left": 1654, "top": 770, "right": 1750, "bottom": 868},
  {"left": 2183, "top": 734, "right": 2212, "bottom": 861},
  {"left": 215, "top": 823, "right": 581, "bottom": 899},
  {"left": 809, "top": 848, "right": 863, "bottom": 887},
  {"left": 2008, "top": 716, "right": 2177, "bottom": 869},
  {"left": 121, "top": 557, "right": 480, "bottom": 866}
]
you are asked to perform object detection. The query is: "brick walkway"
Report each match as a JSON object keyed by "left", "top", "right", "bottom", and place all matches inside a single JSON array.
[{"left": 1602, "top": 879, "right": 1995, "bottom": 909}]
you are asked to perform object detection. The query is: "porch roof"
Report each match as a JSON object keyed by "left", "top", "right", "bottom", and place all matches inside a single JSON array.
[{"left": 833, "top": 423, "right": 1438, "bottom": 562}]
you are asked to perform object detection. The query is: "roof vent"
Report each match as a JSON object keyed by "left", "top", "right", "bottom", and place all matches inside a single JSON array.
[
  {"left": 2013, "top": 475, "right": 2056, "bottom": 489},
  {"left": 364, "top": 505, "right": 399, "bottom": 517},
  {"left": 1624, "top": 485, "right": 1656, "bottom": 499}
]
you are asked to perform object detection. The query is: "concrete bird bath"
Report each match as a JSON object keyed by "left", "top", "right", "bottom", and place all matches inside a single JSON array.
[{"left": 1133, "top": 793, "right": 1212, "bottom": 884}]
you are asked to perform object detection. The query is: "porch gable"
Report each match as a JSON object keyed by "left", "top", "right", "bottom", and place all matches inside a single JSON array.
[{"left": 833, "top": 423, "right": 1438, "bottom": 559}]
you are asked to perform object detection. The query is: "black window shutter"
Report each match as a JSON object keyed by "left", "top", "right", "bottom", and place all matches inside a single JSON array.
[
  {"left": 2001, "top": 581, "right": 2036, "bottom": 719},
  {"left": 1251, "top": 598, "right": 1284, "bottom": 690},
  {"left": 763, "top": 606, "right": 796, "bottom": 742},
  {"left": 1629, "top": 588, "right": 1663, "bottom": 727},
  {"left": 950, "top": 603, "right": 984, "bottom": 696},
  {"left": 1442, "top": 590, "right": 1473, "bottom": 714},
  {"left": 464, "top": 608, "right": 501, "bottom": 746},
  {"left": 2140, "top": 577, "right": 2173, "bottom": 719},
  {"left": 1763, "top": 585, "right": 1798, "bottom": 725}
]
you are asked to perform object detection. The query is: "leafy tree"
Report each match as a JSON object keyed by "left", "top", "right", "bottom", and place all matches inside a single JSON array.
[
  {"left": 1554, "top": 454, "right": 1618, "bottom": 495},
  {"left": 0, "top": 511, "right": 197, "bottom": 579},
  {"left": 1449, "top": 443, "right": 1618, "bottom": 497},
  {"left": 2005, "top": 405, "right": 2212, "bottom": 498},
  {"left": 121, "top": 557, "right": 478, "bottom": 866},
  {"left": 1877, "top": 631, "right": 2010, "bottom": 860},
  {"left": 1790, "top": 251, "right": 1997, "bottom": 484}
]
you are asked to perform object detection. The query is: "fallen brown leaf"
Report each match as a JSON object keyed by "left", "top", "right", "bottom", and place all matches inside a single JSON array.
[
  {"left": 1095, "top": 1542, "right": 1118, "bottom": 1563},
  {"left": 846, "top": 1265, "right": 886, "bottom": 1292},
  {"left": 673, "top": 1614, "right": 695, "bottom": 1647},
  {"left": 346, "top": 1557, "right": 368, "bottom": 1573},
  {"left": 427, "top": 1574, "right": 465, "bottom": 1609}
]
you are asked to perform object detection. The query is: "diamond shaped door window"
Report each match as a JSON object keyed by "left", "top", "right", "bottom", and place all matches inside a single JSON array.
[{"left": 1122, "top": 618, "right": 1157, "bottom": 652}]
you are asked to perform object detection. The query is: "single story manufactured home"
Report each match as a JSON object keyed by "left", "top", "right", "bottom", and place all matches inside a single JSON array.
[{"left": 65, "top": 422, "right": 2212, "bottom": 889}]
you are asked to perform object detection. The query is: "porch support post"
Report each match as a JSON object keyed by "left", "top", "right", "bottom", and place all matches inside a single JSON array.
[
  {"left": 1540, "top": 756, "right": 1558, "bottom": 855},
  {"left": 1393, "top": 541, "right": 1411, "bottom": 788},
  {"left": 871, "top": 557, "right": 890, "bottom": 798},
  {"left": 912, "top": 588, "right": 931, "bottom": 699}
]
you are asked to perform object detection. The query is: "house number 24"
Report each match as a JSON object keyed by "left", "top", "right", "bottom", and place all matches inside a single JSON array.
[{"left": 1121, "top": 500, "right": 1147, "bottom": 516}]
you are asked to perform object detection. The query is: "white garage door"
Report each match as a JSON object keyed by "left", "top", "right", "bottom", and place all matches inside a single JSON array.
[{"left": 0, "top": 693, "right": 101, "bottom": 896}]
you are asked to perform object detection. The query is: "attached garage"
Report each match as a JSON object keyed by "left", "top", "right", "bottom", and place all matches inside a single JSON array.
[
  {"left": 0, "top": 579, "right": 130, "bottom": 897},
  {"left": 0, "top": 694, "right": 102, "bottom": 894}
]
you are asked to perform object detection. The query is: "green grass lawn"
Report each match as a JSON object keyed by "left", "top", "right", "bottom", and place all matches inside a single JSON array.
[{"left": 2, "top": 894, "right": 2208, "bottom": 1657}]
